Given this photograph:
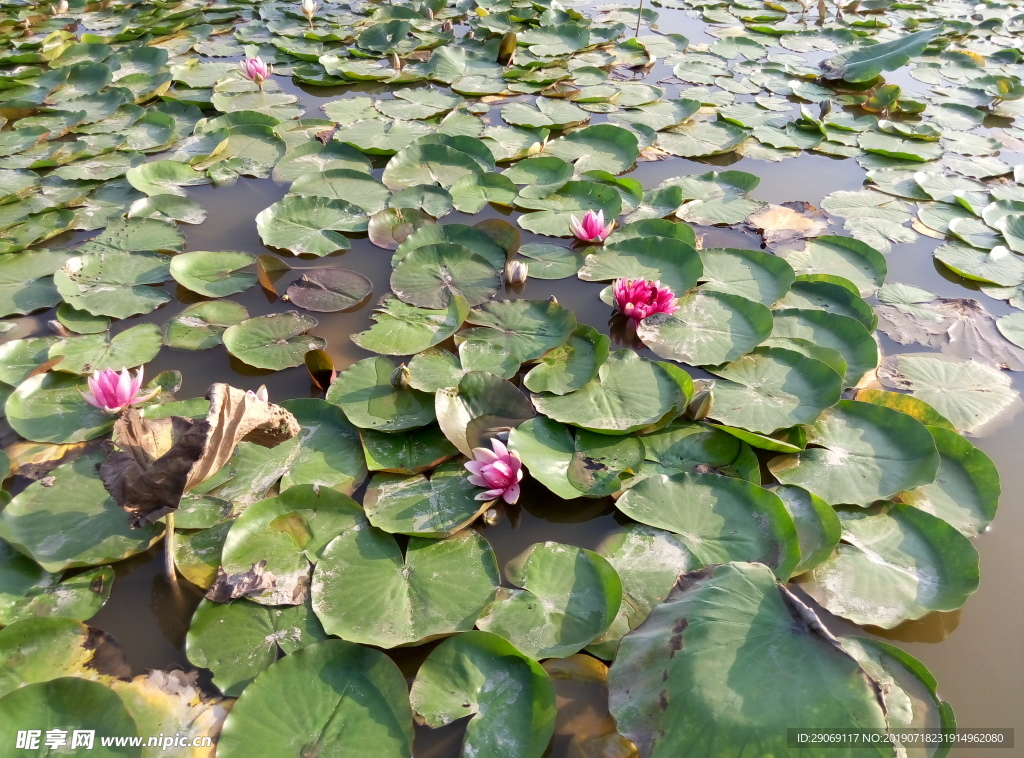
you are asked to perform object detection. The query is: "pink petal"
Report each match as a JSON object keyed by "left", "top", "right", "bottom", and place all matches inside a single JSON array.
[
  {"left": 471, "top": 446, "right": 500, "bottom": 464},
  {"left": 467, "top": 474, "right": 488, "bottom": 487},
  {"left": 464, "top": 461, "right": 485, "bottom": 475},
  {"left": 78, "top": 389, "right": 102, "bottom": 409},
  {"left": 502, "top": 483, "right": 520, "bottom": 504},
  {"left": 489, "top": 438, "right": 509, "bottom": 458}
]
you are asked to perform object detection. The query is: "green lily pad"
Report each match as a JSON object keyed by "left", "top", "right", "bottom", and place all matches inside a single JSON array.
[
  {"left": 0, "top": 678, "right": 140, "bottom": 757},
  {"left": 508, "top": 417, "right": 582, "bottom": 501},
  {"left": 410, "top": 631, "right": 556, "bottom": 758},
  {"left": 588, "top": 524, "right": 700, "bottom": 659},
  {"left": 899, "top": 426, "right": 999, "bottom": 537},
  {"left": 327, "top": 356, "right": 436, "bottom": 432},
  {"left": 391, "top": 242, "right": 501, "bottom": 309},
  {"left": 459, "top": 299, "right": 577, "bottom": 362},
  {"left": 186, "top": 597, "right": 328, "bottom": 696},
  {"left": 169, "top": 250, "right": 256, "bottom": 297},
  {"left": 769, "top": 399, "right": 940, "bottom": 506},
  {"left": 290, "top": 169, "right": 390, "bottom": 215},
  {"left": 435, "top": 371, "right": 535, "bottom": 457},
  {"left": 272, "top": 140, "right": 372, "bottom": 182},
  {"left": 360, "top": 425, "right": 459, "bottom": 474},
  {"left": 311, "top": 528, "right": 499, "bottom": 647},
  {"left": 0, "top": 452, "right": 161, "bottom": 572},
  {"left": 364, "top": 460, "right": 489, "bottom": 538},
  {"left": 770, "top": 308, "right": 878, "bottom": 386},
  {"left": 0, "top": 248, "right": 74, "bottom": 317},
  {"left": 286, "top": 270, "right": 372, "bottom": 313},
  {"left": 351, "top": 295, "right": 469, "bottom": 356},
  {"left": 568, "top": 429, "right": 644, "bottom": 497},
  {"left": 125, "top": 158, "right": 209, "bottom": 196},
  {"left": 697, "top": 247, "right": 795, "bottom": 305},
  {"left": 5, "top": 372, "right": 116, "bottom": 444},
  {"left": 163, "top": 301, "right": 248, "bottom": 351},
  {"left": 707, "top": 347, "right": 843, "bottom": 433},
  {"left": 781, "top": 236, "right": 887, "bottom": 296},
  {"left": 806, "top": 503, "right": 979, "bottom": 628},
  {"left": 656, "top": 120, "right": 748, "bottom": 157},
  {"left": 608, "top": 562, "right": 890, "bottom": 757},
  {"left": 216, "top": 641, "right": 414, "bottom": 758},
  {"left": 222, "top": 312, "right": 325, "bottom": 370},
  {"left": 476, "top": 541, "right": 621, "bottom": 660},
  {"left": 256, "top": 195, "right": 366, "bottom": 257},
  {"left": 220, "top": 485, "right": 365, "bottom": 606},
  {"left": 0, "top": 540, "right": 113, "bottom": 625},
  {"left": 775, "top": 484, "right": 842, "bottom": 576},
  {"left": 543, "top": 124, "right": 640, "bottom": 174},
  {"left": 822, "top": 29, "right": 939, "bottom": 82},
  {"left": 49, "top": 323, "right": 162, "bottom": 375},
  {"left": 523, "top": 324, "right": 609, "bottom": 396},
  {"left": 878, "top": 353, "right": 1020, "bottom": 434},
  {"left": 54, "top": 250, "right": 172, "bottom": 319},
  {"left": 532, "top": 350, "right": 691, "bottom": 435},
  {"left": 616, "top": 472, "right": 800, "bottom": 579},
  {"left": 578, "top": 235, "right": 702, "bottom": 296}
]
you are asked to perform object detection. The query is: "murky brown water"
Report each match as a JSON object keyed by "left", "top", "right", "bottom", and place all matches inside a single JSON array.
[{"left": 2, "top": 4, "right": 1023, "bottom": 754}]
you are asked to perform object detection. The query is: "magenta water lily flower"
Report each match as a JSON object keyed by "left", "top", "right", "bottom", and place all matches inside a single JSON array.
[
  {"left": 80, "top": 367, "right": 159, "bottom": 413},
  {"left": 569, "top": 209, "right": 615, "bottom": 243},
  {"left": 614, "top": 278, "right": 679, "bottom": 324},
  {"left": 240, "top": 56, "right": 271, "bottom": 90},
  {"left": 465, "top": 438, "right": 523, "bottom": 504}
]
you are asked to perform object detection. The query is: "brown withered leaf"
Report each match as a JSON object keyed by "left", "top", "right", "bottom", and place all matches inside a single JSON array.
[
  {"left": 875, "top": 288, "right": 1024, "bottom": 371},
  {"left": 101, "top": 384, "right": 300, "bottom": 527},
  {"left": 746, "top": 201, "right": 830, "bottom": 247},
  {"left": 205, "top": 560, "right": 278, "bottom": 603}
]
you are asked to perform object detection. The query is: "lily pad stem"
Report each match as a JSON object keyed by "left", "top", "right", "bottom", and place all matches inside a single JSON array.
[{"left": 165, "top": 512, "right": 177, "bottom": 583}]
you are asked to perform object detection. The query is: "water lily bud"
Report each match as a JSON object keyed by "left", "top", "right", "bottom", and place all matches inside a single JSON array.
[
  {"left": 441, "top": 20, "right": 453, "bottom": 32},
  {"left": 301, "top": 0, "right": 317, "bottom": 22},
  {"left": 391, "top": 363, "right": 411, "bottom": 389},
  {"left": 497, "top": 32, "right": 517, "bottom": 66},
  {"left": 505, "top": 259, "right": 528, "bottom": 285},
  {"left": 390, "top": 52, "right": 402, "bottom": 70},
  {"left": 54, "top": 0, "right": 69, "bottom": 14},
  {"left": 548, "top": 295, "right": 558, "bottom": 305},
  {"left": 684, "top": 389, "right": 713, "bottom": 422},
  {"left": 426, "top": 7, "right": 434, "bottom": 19}
]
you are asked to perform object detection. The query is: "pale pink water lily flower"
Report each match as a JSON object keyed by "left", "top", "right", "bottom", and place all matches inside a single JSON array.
[
  {"left": 240, "top": 57, "right": 272, "bottom": 89},
  {"left": 614, "top": 278, "right": 679, "bottom": 324},
  {"left": 465, "top": 438, "right": 523, "bottom": 504},
  {"left": 569, "top": 209, "right": 615, "bottom": 243},
  {"left": 80, "top": 367, "right": 159, "bottom": 413},
  {"left": 245, "top": 385, "right": 269, "bottom": 402}
]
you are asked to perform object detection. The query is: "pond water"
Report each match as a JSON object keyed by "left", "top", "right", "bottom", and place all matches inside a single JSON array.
[{"left": 2, "top": 0, "right": 1023, "bottom": 754}]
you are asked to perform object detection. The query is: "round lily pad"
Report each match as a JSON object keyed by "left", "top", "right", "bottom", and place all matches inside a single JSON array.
[
  {"left": 410, "top": 631, "right": 556, "bottom": 758},
  {"left": 616, "top": 472, "right": 800, "bottom": 579},
  {"left": 169, "top": 250, "right": 256, "bottom": 297},
  {"left": 390, "top": 242, "right": 501, "bottom": 309},
  {"left": 707, "top": 347, "right": 843, "bottom": 433},
  {"left": 186, "top": 598, "right": 327, "bottom": 696},
  {"left": 5, "top": 372, "right": 116, "bottom": 444},
  {"left": 770, "top": 308, "right": 878, "bottom": 387},
  {"left": 0, "top": 678, "right": 140, "bottom": 757},
  {"left": 285, "top": 269, "right": 372, "bottom": 313},
  {"left": 311, "top": 528, "right": 499, "bottom": 648},
  {"left": 608, "top": 562, "right": 890, "bottom": 757},
  {"left": 256, "top": 195, "right": 366, "bottom": 257},
  {"left": 637, "top": 291, "right": 773, "bottom": 367},
  {"left": 769, "top": 399, "right": 940, "bottom": 506},
  {"left": 363, "top": 460, "right": 488, "bottom": 538},
  {"left": 476, "top": 541, "right": 621, "bottom": 660},
  {"left": 459, "top": 299, "right": 577, "bottom": 362},
  {"left": 806, "top": 503, "right": 980, "bottom": 628},
  {"left": 577, "top": 235, "right": 702, "bottom": 296},
  {"left": 0, "top": 452, "right": 161, "bottom": 572},
  {"left": 326, "top": 356, "right": 436, "bottom": 432},
  {"left": 523, "top": 324, "right": 610, "bottom": 396},
  {"left": 532, "top": 350, "right": 691, "bottom": 435},
  {"left": 216, "top": 640, "right": 414, "bottom": 758},
  {"left": 508, "top": 417, "right": 582, "bottom": 501},
  {"left": 435, "top": 370, "right": 535, "bottom": 457},
  {"left": 163, "top": 301, "right": 248, "bottom": 351},
  {"left": 54, "top": 250, "right": 172, "bottom": 319},
  {"left": 222, "top": 312, "right": 325, "bottom": 370}
]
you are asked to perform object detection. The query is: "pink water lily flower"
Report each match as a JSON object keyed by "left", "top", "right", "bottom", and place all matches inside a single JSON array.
[
  {"left": 240, "top": 57, "right": 272, "bottom": 89},
  {"left": 245, "top": 385, "right": 269, "bottom": 402},
  {"left": 80, "top": 367, "right": 159, "bottom": 413},
  {"left": 614, "top": 278, "right": 679, "bottom": 324},
  {"left": 569, "top": 209, "right": 615, "bottom": 243},
  {"left": 465, "top": 438, "right": 523, "bottom": 504}
]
